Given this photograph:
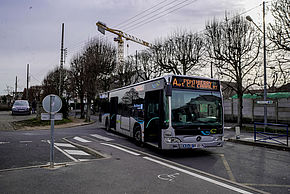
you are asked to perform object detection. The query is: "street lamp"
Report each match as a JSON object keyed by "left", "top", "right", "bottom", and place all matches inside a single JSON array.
[{"left": 246, "top": 1, "right": 267, "bottom": 124}]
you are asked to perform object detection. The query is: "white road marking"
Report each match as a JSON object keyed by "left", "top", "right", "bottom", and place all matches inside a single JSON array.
[
  {"left": 64, "top": 149, "right": 90, "bottom": 156},
  {"left": 54, "top": 143, "right": 76, "bottom": 148},
  {"left": 90, "top": 134, "right": 114, "bottom": 141},
  {"left": 47, "top": 140, "right": 78, "bottom": 162},
  {"left": 73, "top": 136, "right": 91, "bottom": 143},
  {"left": 79, "top": 159, "right": 91, "bottom": 162},
  {"left": 243, "top": 138, "right": 253, "bottom": 140},
  {"left": 143, "top": 156, "right": 252, "bottom": 194},
  {"left": 106, "top": 132, "right": 126, "bottom": 139},
  {"left": 100, "top": 143, "right": 140, "bottom": 156},
  {"left": 0, "top": 141, "right": 10, "bottom": 145},
  {"left": 19, "top": 141, "right": 32, "bottom": 143}
]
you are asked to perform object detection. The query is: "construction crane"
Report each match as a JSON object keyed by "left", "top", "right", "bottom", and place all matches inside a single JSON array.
[{"left": 96, "top": 21, "right": 153, "bottom": 65}]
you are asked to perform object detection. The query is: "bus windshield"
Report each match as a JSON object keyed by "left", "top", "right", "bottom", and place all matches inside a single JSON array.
[{"left": 171, "top": 89, "right": 222, "bottom": 128}]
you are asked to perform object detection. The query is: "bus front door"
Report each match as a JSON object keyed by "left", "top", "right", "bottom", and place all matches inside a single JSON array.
[
  {"left": 145, "top": 90, "right": 162, "bottom": 147},
  {"left": 110, "top": 97, "right": 118, "bottom": 130}
]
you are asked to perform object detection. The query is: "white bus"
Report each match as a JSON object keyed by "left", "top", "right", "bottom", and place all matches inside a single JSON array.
[{"left": 98, "top": 75, "right": 224, "bottom": 150}]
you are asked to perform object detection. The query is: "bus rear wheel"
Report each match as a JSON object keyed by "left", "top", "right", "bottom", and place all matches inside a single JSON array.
[
  {"left": 105, "top": 118, "right": 110, "bottom": 131},
  {"left": 134, "top": 126, "right": 142, "bottom": 145}
]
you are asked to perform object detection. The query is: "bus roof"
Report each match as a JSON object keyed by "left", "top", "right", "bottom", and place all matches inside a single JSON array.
[{"left": 102, "top": 74, "right": 220, "bottom": 94}]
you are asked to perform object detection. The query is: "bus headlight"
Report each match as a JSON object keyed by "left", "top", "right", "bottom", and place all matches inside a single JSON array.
[
  {"left": 165, "top": 137, "right": 181, "bottom": 143},
  {"left": 214, "top": 136, "right": 223, "bottom": 141}
]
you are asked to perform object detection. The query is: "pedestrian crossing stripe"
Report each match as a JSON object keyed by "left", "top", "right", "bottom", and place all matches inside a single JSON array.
[
  {"left": 54, "top": 143, "right": 76, "bottom": 148},
  {"left": 73, "top": 136, "right": 91, "bottom": 143},
  {"left": 64, "top": 149, "right": 90, "bottom": 156},
  {"left": 90, "top": 134, "right": 114, "bottom": 142}
]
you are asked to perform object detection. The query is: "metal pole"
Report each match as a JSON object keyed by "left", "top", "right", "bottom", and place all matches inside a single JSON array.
[
  {"left": 210, "top": 62, "right": 213, "bottom": 78},
  {"left": 263, "top": 1, "right": 267, "bottom": 125},
  {"left": 59, "top": 23, "right": 64, "bottom": 96},
  {"left": 15, "top": 76, "right": 17, "bottom": 100},
  {"left": 26, "top": 64, "right": 29, "bottom": 100},
  {"left": 50, "top": 95, "right": 55, "bottom": 168}
]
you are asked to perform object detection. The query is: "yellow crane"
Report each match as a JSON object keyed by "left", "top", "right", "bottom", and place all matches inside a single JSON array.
[{"left": 96, "top": 21, "right": 153, "bottom": 65}]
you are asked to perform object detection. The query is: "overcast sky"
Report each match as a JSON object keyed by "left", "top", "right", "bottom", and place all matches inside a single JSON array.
[{"left": 0, "top": 0, "right": 264, "bottom": 96}]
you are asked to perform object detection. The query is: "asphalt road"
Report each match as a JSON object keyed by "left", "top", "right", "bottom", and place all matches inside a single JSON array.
[
  {"left": 0, "top": 114, "right": 289, "bottom": 193},
  {"left": 0, "top": 111, "right": 34, "bottom": 130}
]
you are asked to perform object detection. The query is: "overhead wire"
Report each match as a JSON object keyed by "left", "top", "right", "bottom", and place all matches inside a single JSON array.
[
  {"left": 66, "top": 1, "right": 263, "bottom": 60},
  {"left": 112, "top": 0, "right": 169, "bottom": 28},
  {"left": 125, "top": 0, "right": 198, "bottom": 33},
  {"left": 66, "top": 0, "right": 184, "bottom": 53}
]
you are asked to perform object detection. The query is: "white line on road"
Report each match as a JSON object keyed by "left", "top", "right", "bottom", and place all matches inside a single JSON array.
[
  {"left": 90, "top": 134, "right": 114, "bottom": 141},
  {"left": 64, "top": 149, "right": 90, "bottom": 156},
  {"left": 143, "top": 156, "right": 252, "bottom": 194},
  {"left": 106, "top": 132, "right": 126, "bottom": 139},
  {"left": 100, "top": 143, "right": 140, "bottom": 156},
  {"left": 0, "top": 141, "right": 10, "bottom": 144},
  {"left": 54, "top": 143, "right": 76, "bottom": 148},
  {"left": 19, "top": 141, "right": 32, "bottom": 143},
  {"left": 73, "top": 136, "right": 91, "bottom": 143},
  {"left": 78, "top": 159, "right": 91, "bottom": 162},
  {"left": 47, "top": 141, "right": 78, "bottom": 162}
]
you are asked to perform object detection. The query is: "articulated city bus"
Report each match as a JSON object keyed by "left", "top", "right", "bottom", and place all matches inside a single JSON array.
[{"left": 98, "top": 75, "right": 224, "bottom": 150}]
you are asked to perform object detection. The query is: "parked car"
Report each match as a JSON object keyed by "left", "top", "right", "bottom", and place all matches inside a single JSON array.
[{"left": 12, "top": 100, "right": 31, "bottom": 115}]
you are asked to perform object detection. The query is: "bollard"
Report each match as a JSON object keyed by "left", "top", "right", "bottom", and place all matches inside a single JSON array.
[{"left": 235, "top": 126, "right": 240, "bottom": 139}]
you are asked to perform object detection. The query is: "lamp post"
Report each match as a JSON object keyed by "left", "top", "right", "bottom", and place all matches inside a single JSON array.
[{"left": 246, "top": 1, "right": 267, "bottom": 124}]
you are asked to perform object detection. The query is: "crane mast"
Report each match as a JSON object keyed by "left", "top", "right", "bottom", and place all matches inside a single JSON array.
[{"left": 96, "top": 21, "right": 152, "bottom": 65}]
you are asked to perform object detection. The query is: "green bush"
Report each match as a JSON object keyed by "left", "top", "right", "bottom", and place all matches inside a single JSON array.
[{"left": 0, "top": 104, "right": 10, "bottom": 111}]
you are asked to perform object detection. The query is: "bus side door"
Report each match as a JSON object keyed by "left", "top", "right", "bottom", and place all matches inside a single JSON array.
[
  {"left": 110, "top": 97, "right": 118, "bottom": 130},
  {"left": 144, "top": 90, "right": 163, "bottom": 146}
]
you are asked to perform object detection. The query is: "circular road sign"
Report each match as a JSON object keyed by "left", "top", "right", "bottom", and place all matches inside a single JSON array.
[{"left": 42, "top": 94, "right": 62, "bottom": 113}]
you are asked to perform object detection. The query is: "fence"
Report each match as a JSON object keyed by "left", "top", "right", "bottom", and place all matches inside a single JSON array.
[
  {"left": 254, "top": 122, "right": 288, "bottom": 146},
  {"left": 224, "top": 98, "right": 290, "bottom": 124}
]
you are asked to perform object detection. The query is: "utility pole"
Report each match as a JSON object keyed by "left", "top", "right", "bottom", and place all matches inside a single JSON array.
[
  {"left": 15, "top": 76, "right": 17, "bottom": 100},
  {"left": 210, "top": 62, "right": 213, "bottom": 78},
  {"left": 262, "top": 1, "right": 267, "bottom": 125},
  {"left": 246, "top": 1, "right": 267, "bottom": 125},
  {"left": 59, "top": 23, "right": 65, "bottom": 96},
  {"left": 26, "top": 64, "right": 29, "bottom": 100}
]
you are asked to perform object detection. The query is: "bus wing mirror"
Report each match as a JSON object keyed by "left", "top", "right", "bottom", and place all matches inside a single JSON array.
[{"left": 165, "top": 85, "right": 172, "bottom": 96}]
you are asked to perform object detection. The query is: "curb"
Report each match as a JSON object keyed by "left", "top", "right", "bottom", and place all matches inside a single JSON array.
[
  {"left": 62, "top": 137, "right": 109, "bottom": 159},
  {"left": 226, "top": 138, "right": 290, "bottom": 151}
]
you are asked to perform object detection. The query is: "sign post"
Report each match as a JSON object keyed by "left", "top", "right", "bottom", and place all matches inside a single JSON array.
[{"left": 42, "top": 94, "right": 62, "bottom": 168}]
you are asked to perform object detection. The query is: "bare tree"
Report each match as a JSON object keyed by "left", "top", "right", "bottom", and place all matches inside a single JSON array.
[
  {"left": 152, "top": 30, "right": 204, "bottom": 75},
  {"left": 82, "top": 38, "right": 117, "bottom": 121},
  {"left": 135, "top": 50, "right": 163, "bottom": 81},
  {"left": 114, "top": 58, "right": 137, "bottom": 88},
  {"left": 205, "top": 13, "right": 262, "bottom": 128},
  {"left": 267, "top": 0, "right": 290, "bottom": 87},
  {"left": 70, "top": 54, "right": 86, "bottom": 118},
  {"left": 268, "top": 0, "right": 290, "bottom": 52}
]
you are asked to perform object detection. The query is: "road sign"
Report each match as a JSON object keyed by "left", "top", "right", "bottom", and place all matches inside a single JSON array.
[
  {"left": 41, "top": 94, "right": 63, "bottom": 169},
  {"left": 41, "top": 113, "right": 63, "bottom": 121},
  {"left": 42, "top": 94, "right": 62, "bottom": 113},
  {"left": 257, "top": 100, "right": 273, "bottom": 105}
]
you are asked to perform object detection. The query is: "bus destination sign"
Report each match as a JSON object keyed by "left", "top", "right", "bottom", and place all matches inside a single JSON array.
[{"left": 172, "top": 76, "right": 219, "bottom": 91}]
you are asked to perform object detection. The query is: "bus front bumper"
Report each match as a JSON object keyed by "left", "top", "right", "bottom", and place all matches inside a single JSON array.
[{"left": 162, "top": 136, "right": 224, "bottom": 150}]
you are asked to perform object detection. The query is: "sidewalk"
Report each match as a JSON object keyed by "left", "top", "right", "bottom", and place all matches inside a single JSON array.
[{"left": 224, "top": 123, "right": 290, "bottom": 151}]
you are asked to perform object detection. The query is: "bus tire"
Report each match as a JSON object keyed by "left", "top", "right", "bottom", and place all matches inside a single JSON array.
[
  {"left": 105, "top": 118, "right": 110, "bottom": 131},
  {"left": 133, "top": 125, "right": 142, "bottom": 146}
]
